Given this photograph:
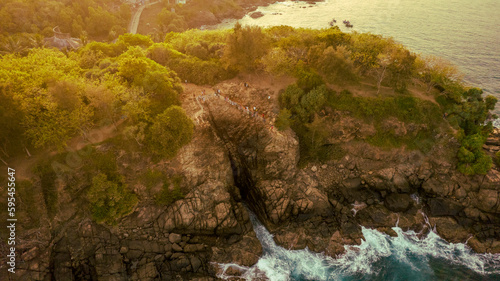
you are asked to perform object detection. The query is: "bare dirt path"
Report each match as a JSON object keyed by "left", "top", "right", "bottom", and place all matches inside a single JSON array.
[{"left": 5, "top": 119, "right": 126, "bottom": 181}]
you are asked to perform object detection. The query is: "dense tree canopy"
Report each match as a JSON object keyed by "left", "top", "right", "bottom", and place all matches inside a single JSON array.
[
  {"left": 0, "top": 0, "right": 129, "bottom": 41},
  {"left": 0, "top": 17, "right": 496, "bottom": 176},
  {"left": 148, "top": 106, "right": 194, "bottom": 158},
  {"left": 87, "top": 172, "right": 138, "bottom": 224}
]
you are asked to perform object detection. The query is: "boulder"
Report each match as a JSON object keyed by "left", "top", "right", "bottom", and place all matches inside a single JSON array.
[
  {"left": 169, "top": 233, "right": 182, "bottom": 244},
  {"left": 250, "top": 11, "right": 264, "bottom": 19},
  {"left": 384, "top": 193, "right": 412, "bottom": 212},
  {"left": 430, "top": 217, "right": 469, "bottom": 243},
  {"left": 428, "top": 198, "right": 464, "bottom": 217},
  {"left": 475, "top": 189, "right": 499, "bottom": 213},
  {"left": 356, "top": 205, "right": 397, "bottom": 227}
]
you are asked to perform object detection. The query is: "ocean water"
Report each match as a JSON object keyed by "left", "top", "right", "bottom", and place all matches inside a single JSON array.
[
  {"left": 217, "top": 212, "right": 500, "bottom": 281},
  {"left": 212, "top": 2, "right": 500, "bottom": 279},
  {"left": 210, "top": 0, "right": 500, "bottom": 124}
]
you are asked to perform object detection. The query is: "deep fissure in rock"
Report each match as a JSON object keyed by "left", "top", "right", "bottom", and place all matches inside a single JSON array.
[{"left": 206, "top": 106, "right": 269, "bottom": 223}]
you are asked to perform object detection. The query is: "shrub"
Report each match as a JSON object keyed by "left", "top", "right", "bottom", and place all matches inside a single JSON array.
[
  {"left": 140, "top": 169, "right": 165, "bottom": 190},
  {"left": 457, "top": 133, "right": 493, "bottom": 175},
  {"left": 295, "top": 65, "right": 324, "bottom": 92},
  {"left": 148, "top": 106, "right": 194, "bottom": 158},
  {"left": 116, "top": 33, "right": 153, "bottom": 48},
  {"left": 87, "top": 173, "right": 137, "bottom": 225},
  {"left": 275, "top": 108, "right": 292, "bottom": 131},
  {"left": 81, "top": 148, "right": 121, "bottom": 182},
  {"left": 221, "top": 22, "right": 269, "bottom": 71}
]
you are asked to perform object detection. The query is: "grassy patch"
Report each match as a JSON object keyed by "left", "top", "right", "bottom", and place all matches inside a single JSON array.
[
  {"left": 328, "top": 90, "right": 442, "bottom": 152},
  {"left": 139, "top": 169, "right": 166, "bottom": 191},
  {"left": 155, "top": 176, "right": 185, "bottom": 206}
]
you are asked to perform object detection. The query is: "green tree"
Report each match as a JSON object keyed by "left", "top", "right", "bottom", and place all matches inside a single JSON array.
[
  {"left": 305, "top": 114, "right": 328, "bottom": 149},
  {"left": 148, "top": 106, "right": 194, "bottom": 158},
  {"left": 299, "top": 85, "right": 327, "bottom": 121},
  {"left": 87, "top": 173, "right": 138, "bottom": 225},
  {"left": 417, "top": 55, "right": 463, "bottom": 93},
  {"left": 262, "top": 47, "right": 295, "bottom": 76},
  {"left": 310, "top": 44, "right": 356, "bottom": 84},
  {"left": 279, "top": 84, "right": 304, "bottom": 109},
  {"left": 457, "top": 133, "right": 493, "bottom": 175},
  {"left": 295, "top": 64, "right": 324, "bottom": 92},
  {"left": 222, "top": 22, "right": 269, "bottom": 71},
  {"left": 117, "top": 33, "right": 154, "bottom": 49},
  {"left": 385, "top": 46, "right": 416, "bottom": 93}
]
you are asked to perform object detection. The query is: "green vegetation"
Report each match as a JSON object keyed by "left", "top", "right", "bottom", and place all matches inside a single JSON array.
[
  {"left": 148, "top": 105, "right": 194, "bottom": 158},
  {"left": 0, "top": 34, "right": 193, "bottom": 158},
  {"left": 155, "top": 176, "right": 185, "bottom": 206},
  {"left": 81, "top": 147, "right": 120, "bottom": 181},
  {"left": 221, "top": 22, "right": 269, "bottom": 71},
  {"left": 0, "top": 8, "right": 497, "bottom": 213},
  {"left": 437, "top": 88, "right": 498, "bottom": 175},
  {"left": 139, "top": 168, "right": 165, "bottom": 190},
  {"left": 275, "top": 108, "right": 292, "bottom": 131},
  {"left": 0, "top": 0, "right": 130, "bottom": 46},
  {"left": 328, "top": 91, "right": 442, "bottom": 151},
  {"left": 87, "top": 172, "right": 137, "bottom": 224}
]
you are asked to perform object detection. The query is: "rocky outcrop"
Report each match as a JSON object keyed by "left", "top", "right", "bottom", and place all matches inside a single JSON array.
[
  {"left": 9, "top": 81, "right": 500, "bottom": 280},
  {"left": 249, "top": 11, "right": 264, "bottom": 19}
]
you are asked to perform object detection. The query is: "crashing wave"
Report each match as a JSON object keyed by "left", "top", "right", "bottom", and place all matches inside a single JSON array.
[{"left": 217, "top": 212, "right": 500, "bottom": 281}]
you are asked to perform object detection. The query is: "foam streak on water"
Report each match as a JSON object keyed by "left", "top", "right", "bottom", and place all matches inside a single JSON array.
[{"left": 217, "top": 212, "right": 500, "bottom": 281}]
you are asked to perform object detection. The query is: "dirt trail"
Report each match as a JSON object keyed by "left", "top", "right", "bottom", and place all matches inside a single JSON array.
[
  {"left": 4, "top": 119, "right": 126, "bottom": 181},
  {"left": 329, "top": 79, "right": 438, "bottom": 103}
]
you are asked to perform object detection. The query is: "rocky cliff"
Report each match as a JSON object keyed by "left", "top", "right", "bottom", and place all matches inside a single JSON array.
[{"left": 6, "top": 79, "right": 500, "bottom": 280}]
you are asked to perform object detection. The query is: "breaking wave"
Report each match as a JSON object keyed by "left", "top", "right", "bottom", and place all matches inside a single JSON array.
[{"left": 217, "top": 212, "right": 500, "bottom": 281}]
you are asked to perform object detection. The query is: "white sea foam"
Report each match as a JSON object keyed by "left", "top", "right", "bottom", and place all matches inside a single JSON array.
[{"left": 217, "top": 212, "right": 500, "bottom": 281}]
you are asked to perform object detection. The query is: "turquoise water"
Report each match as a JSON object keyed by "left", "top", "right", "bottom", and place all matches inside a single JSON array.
[
  {"left": 218, "top": 212, "right": 500, "bottom": 281},
  {"left": 210, "top": 0, "right": 500, "bottom": 122}
]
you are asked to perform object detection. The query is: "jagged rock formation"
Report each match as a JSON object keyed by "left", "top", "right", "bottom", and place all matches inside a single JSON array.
[{"left": 7, "top": 81, "right": 500, "bottom": 280}]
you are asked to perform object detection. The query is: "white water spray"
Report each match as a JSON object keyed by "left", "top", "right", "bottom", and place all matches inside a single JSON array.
[{"left": 217, "top": 211, "right": 500, "bottom": 280}]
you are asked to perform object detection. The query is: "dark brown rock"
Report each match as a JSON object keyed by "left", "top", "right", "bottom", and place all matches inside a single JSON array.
[
  {"left": 430, "top": 217, "right": 470, "bottom": 243},
  {"left": 428, "top": 198, "right": 464, "bottom": 217},
  {"left": 356, "top": 205, "right": 397, "bottom": 227},
  {"left": 384, "top": 193, "right": 413, "bottom": 212}
]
